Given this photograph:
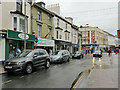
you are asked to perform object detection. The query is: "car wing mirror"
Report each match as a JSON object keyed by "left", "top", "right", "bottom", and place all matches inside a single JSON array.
[{"left": 33, "top": 54, "right": 38, "bottom": 58}]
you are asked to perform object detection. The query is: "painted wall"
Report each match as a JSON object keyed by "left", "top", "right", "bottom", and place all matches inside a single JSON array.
[
  {"left": 0, "top": 39, "right": 5, "bottom": 61},
  {"left": 0, "top": 1, "right": 31, "bottom": 33},
  {"left": 32, "top": 6, "right": 53, "bottom": 40},
  {"left": 53, "top": 16, "right": 72, "bottom": 43}
]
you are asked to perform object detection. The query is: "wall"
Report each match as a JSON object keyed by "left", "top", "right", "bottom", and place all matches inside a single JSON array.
[
  {"left": 53, "top": 16, "right": 72, "bottom": 43},
  {"left": 0, "top": 39, "right": 5, "bottom": 61},
  {"left": 1, "top": 2, "right": 15, "bottom": 30},
  {"left": 32, "top": 6, "right": 53, "bottom": 39}
]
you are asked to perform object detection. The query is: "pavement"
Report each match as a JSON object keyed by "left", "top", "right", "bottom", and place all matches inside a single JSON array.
[
  {"left": 74, "top": 53, "right": 118, "bottom": 88},
  {"left": 0, "top": 64, "right": 6, "bottom": 75}
]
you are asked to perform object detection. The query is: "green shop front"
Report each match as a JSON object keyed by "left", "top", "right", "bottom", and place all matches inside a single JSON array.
[
  {"left": 5, "top": 30, "right": 35, "bottom": 61},
  {"left": 36, "top": 38, "right": 55, "bottom": 53}
]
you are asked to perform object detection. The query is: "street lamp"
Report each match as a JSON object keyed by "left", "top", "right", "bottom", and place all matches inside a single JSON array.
[{"left": 24, "top": 0, "right": 26, "bottom": 50}]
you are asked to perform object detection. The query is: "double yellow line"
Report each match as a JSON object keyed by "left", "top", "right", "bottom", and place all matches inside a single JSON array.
[{"left": 71, "top": 69, "right": 91, "bottom": 90}]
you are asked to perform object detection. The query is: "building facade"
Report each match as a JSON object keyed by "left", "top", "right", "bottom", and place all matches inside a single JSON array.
[
  {"left": 0, "top": 0, "right": 35, "bottom": 61},
  {"left": 79, "top": 26, "right": 108, "bottom": 51},
  {"left": 31, "top": 2, "right": 54, "bottom": 52}
]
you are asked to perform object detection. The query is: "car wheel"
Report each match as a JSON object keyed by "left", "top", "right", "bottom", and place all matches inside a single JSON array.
[
  {"left": 45, "top": 60, "right": 50, "bottom": 69},
  {"left": 67, "top": 58, "right": 70, "bottom": 62},
  {"left": 25, "top": 63, "right": 33, "bottom": 74},
  {"left": 60, "top": 59, "right": 63, "bottom": 64}
]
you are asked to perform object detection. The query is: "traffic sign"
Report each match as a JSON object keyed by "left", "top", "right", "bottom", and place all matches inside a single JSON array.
[{"left": 35, "top": 37, "right": 38, "bottom": 43}]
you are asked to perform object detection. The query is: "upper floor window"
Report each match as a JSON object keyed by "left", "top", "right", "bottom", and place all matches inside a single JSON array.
[
  {"left": 68, "top": 33, "right": 69, "bottom": 40},
  {"left": 66, "top": 24, "right": 67, "bottom": 29},
  {"left": 19, "top": 18, "right": 25, "bottom": 32},
  {"left": 57, "top": 19, "right": 59, "bottom": 26},
  {"left": 38, "top": 25, "right": 41, "bottom": 37},
  {"left": 56, "top": 31, "right": 58, "bottom": 39},
  {"left": 13, "top": 17, "right": 17, "bottom": 31},
  {"left": 82, "top": 32, "right": 88, "bottom": 37},
  {"left": 48, "top": 28, "right": 51, "bottom": 39},
  {"left": 59, "top": 30, "right": 62, "bottom": 39},
  {"left": 65, "top": 33, "right": 67, "bottom": 40},
  {"left": 48, "top": 16, "right": 51, "bottom": 25},
  {"left": 92, "top": 32, "right": 95, "bottom": 36},
  {"left": 16, "top": 0, "right": 22, "bottom": 12},
  {"left": 37, "top": 11, "right": 41, "bottom": 20}
]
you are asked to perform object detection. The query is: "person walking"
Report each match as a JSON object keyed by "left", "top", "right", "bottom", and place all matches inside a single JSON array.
[{"left": 108, "top": 49, "right": 111, "bottom": 56}]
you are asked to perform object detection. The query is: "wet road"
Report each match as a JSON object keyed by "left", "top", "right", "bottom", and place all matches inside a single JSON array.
[
  {"left": 1, "top": 53, "right": 118, "bottom": 88},
  {"left": 2, "top": 54, "right": 93, "bottom": 88}
]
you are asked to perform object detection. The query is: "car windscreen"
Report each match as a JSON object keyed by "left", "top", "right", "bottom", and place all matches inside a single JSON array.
[
  {"left": 17, "top": 51, "right": 33, "bottom": 58},
  {"left": 52, "top": 51, "right": 60, "bottom": 55}
]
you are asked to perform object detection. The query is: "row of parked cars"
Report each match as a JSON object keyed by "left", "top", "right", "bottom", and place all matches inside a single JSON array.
[{"left": 4, "top": 49, "right": 84, "bottom": 74}]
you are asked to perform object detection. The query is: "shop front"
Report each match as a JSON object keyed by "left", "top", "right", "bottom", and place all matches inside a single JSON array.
[
  {"left": 55, "top": 40, "right": 72, "bottom": 53},
  {"left": 72, "top": 44, "right": 79, "bottom": 53},
  {"left": 36, "top": 38, "right": 55, "bottom": 54},
  {"left": 0, "top": 30, "right": 35, "bottom": 61}
]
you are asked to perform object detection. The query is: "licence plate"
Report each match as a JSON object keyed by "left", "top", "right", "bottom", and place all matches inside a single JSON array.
[{"left": 5, "top": 66, "right": 12, "bottom": 69}]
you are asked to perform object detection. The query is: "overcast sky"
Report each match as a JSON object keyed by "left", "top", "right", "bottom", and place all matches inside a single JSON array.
[{"left": 36, "top": 0, "right": 119, "bottom": 35}]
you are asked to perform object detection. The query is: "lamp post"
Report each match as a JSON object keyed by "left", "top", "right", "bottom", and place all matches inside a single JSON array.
[
  {"left": 85, "top": 24, "right": 89, "bottom": 55},
  {"left": 24, "top": 0, "right": 26, "bottom": 50}
]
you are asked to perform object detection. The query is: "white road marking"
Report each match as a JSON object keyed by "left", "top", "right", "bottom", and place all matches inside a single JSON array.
[
  {"left": 2, "top": 80, "right": 12, "bottom": 84},
  {"left": 20, "top": 76, "right": 24, "bottom": 78}
]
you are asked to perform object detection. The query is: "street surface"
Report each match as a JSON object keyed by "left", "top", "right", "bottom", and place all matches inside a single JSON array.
[{"left": 1, "top": 53, "right": 118, "bottom": 89}]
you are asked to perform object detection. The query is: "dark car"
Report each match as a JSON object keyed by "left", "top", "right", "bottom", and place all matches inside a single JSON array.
[
  {"left": 4, "top": 49, "right": 50, "bottom": 74},
  {"left": 93, "top": 50, "right": 102, "bottom": 57},
  {"left": 72, "top": 51, "right": 84, "bottom": 59},
  {"left": 50, "top": 50, "right": 70, "bottom": 63}
]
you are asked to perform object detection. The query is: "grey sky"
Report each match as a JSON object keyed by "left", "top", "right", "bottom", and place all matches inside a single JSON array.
[{"left": 36, "top": 0, "right": 119, "bottom": 35}]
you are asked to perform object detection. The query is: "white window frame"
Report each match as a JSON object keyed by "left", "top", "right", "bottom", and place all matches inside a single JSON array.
[
  {"left": 48, "top": 16, "right": 51, "bottom": 25},
  {"left": 48, "top": 28, "right": 51, "bottom": 39},
  {"left": 37, "top": 11, "right": 41, "bottom": 20},
  {"left": 38, "top": 25, "right": 41, "bottom": 37}
]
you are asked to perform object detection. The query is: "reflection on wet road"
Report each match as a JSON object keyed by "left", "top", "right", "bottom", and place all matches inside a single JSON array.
[{"left": 1, "top": 53, "right": 118, "bottom": 88}]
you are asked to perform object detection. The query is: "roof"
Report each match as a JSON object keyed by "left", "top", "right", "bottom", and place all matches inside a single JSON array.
[
  {"left": 33, "top": 3, "right": 54, "bottom": 16},
  {"left": 52, "top": 12, "right": 72, "bottom": 25}
]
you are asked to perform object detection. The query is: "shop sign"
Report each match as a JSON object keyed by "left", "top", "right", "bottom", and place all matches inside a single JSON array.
[
  {"left": 7, "top": 30, "right": 35, "bottom": 41},
  {"left": 18, "top": 33, "right": 29, "bottom": 40},
  {"left": 37, "top": 38, "right": 54, "bottom": 47}
]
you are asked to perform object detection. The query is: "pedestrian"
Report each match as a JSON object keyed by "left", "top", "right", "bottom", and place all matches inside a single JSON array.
[
  {"left": 108, "top": 49, "right": 111, "bottom": 56},
  {"left": 16, "top": 47, "right": 21, "bottom": 56}
]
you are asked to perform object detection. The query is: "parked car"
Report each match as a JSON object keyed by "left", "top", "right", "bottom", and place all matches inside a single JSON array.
[
  {"left": 72, "top": 51, "right": 84, "bottom": 59},
  {"left": 93, "top": 50, "right": 102, "bottom": 57},
  {"left": 50, "top": 50, "right": 70, "bottom": 63},
  {"left": 4, "top": 49, "right": 50, "bottom": 74}
]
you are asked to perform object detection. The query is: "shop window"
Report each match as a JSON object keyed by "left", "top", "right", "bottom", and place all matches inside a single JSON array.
[
  {"left": 13, "top": 17, "right": 17, "bottom": 31},
  {"left": 38, "top": 25, "right": 41, "bottom": 37},
  {"left": 37, "top": 11, "right": 41, "bottom": 20},
  {"left": 19, "top": 18, "right": 25, "bottom": 32},
  {"left": 16, "top": 0, "right": 22, "bottom": 12}
]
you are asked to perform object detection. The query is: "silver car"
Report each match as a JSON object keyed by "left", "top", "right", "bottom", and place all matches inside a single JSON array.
[{"left": 50, "top": 50, "right": 70, "bottom": 63}]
